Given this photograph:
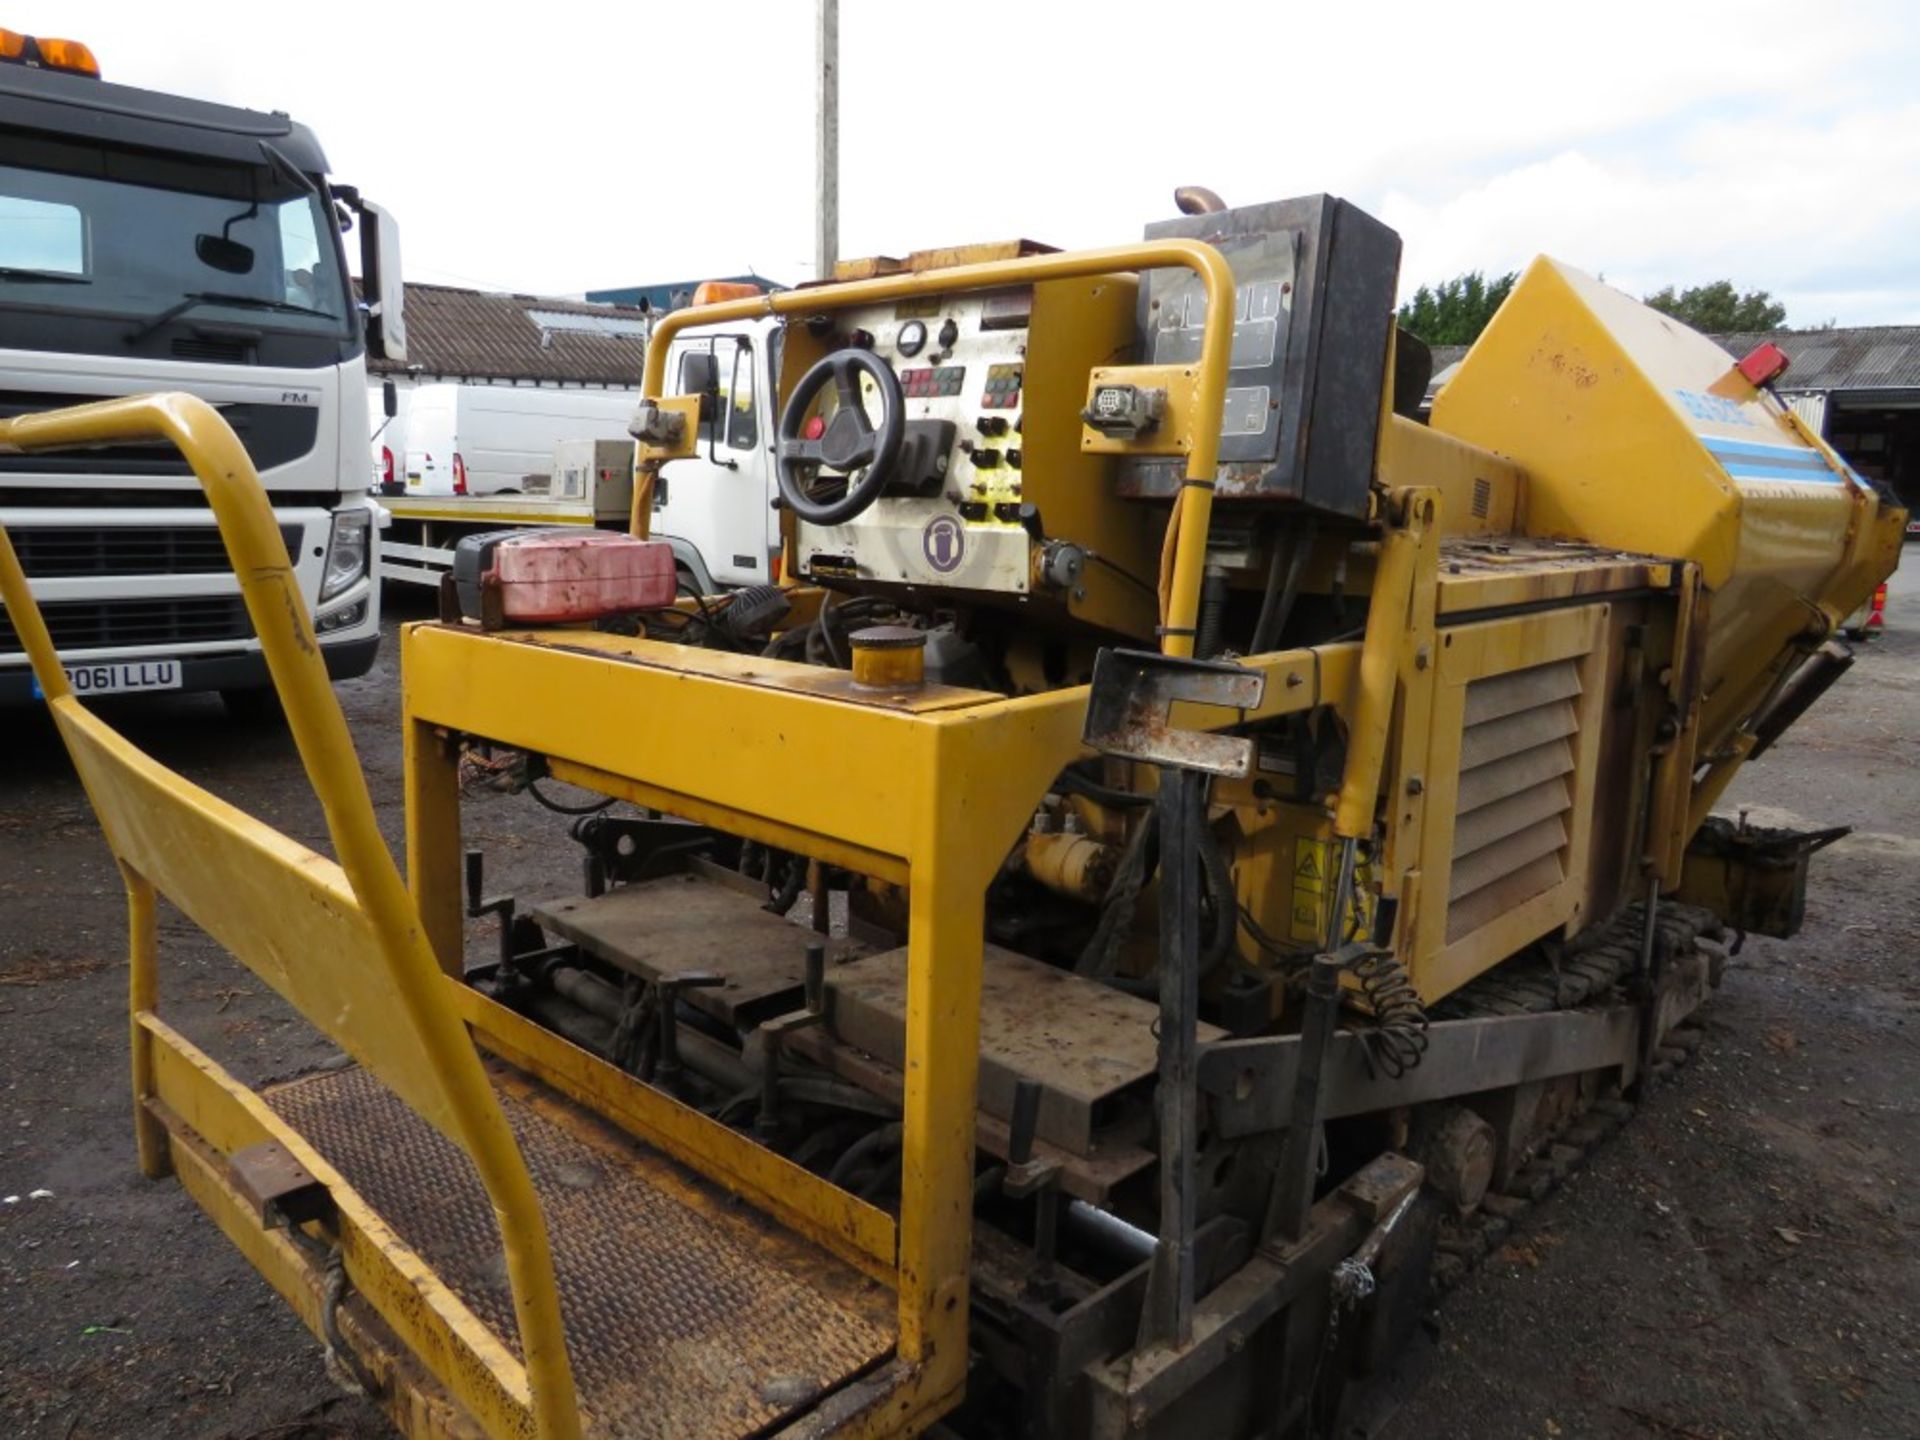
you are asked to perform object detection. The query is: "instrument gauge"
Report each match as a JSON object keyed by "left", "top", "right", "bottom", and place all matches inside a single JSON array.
[{"left": 896, "top": 320, "right": 928, "bottom": 358}]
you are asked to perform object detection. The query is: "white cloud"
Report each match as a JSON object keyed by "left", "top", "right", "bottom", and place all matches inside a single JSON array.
[{"left": 1385, "top": 98, "right": 1920, "bottom": 326}]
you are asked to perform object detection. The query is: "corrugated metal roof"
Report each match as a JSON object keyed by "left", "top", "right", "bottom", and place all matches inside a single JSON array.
[
  {"left": 525, "top": 308, "right": 650, "bottom": 339},
  {"left": 1702, "top": 326, "right": 1920, "bottom": 392},
  {"left": 1423, "top": 326, "right": 1920, "bottom": 405},
  {"left": 365, "top": 282, "right": 649, "bottom": 386}
]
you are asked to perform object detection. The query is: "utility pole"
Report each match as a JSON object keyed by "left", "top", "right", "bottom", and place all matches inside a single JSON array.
[{"left": 816, "top": 0, "right": 838, "bottom": 281}]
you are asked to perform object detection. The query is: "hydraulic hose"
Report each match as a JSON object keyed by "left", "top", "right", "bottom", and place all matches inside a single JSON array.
[
  {"left": 827, "top": 1122, "right": 904, "bottom": 1188},
  {"left": 1054, "top": 765, "right": 1154, "bottom": 809},
  {"left": 1077, "top": 807, "right": 1235, "bottom": 979},
  {"left": 1249, "top": 518, "right": 1316, "bottom": 655}
]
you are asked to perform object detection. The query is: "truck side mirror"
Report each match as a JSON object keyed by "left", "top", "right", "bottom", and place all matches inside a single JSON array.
[
  {"left": 382, "top": 379, "right": 398, "bottom": 418},
  {"left": 357, "top": 199, "right": 407, "bottom": 364}
]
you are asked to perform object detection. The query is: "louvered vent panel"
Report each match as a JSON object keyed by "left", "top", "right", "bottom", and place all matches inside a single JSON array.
[{"left": 1447, "top": 658, "right": 1582, "bottom": 942}]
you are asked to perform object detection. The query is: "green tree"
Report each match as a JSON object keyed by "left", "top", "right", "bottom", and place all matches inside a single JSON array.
[
  {"left": 1396, "top": 270, "right": 1519, "bottom": 346},
  {"left": 1643, "top": 280, "right": 1786, "bottom": 332}
]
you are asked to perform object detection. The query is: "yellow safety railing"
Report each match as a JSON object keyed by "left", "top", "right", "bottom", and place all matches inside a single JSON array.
[{"left": 0, "top": 394, "right": 581, "bottom": 1440}]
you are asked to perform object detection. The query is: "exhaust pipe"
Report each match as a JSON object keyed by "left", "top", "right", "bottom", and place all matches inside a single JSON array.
[{"left": 1173, "top": 185, "right": 1226, "bottom": 216}]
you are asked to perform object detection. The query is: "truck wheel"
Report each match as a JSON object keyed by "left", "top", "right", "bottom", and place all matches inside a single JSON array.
[{"left": 221, "top": 686, "right": 284, "bottom": 724}]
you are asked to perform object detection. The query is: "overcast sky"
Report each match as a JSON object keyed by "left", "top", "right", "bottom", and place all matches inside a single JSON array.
[{"left": 30, "top": 0, "right": 1920, "bottom": 326}]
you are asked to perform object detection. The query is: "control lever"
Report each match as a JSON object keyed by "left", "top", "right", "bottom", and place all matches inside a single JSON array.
[
  {"left": 804, "top": 938, "right": 827, "bottom": 1015},
  {"left": 465, "top": 848, "right": 522, "bottom": 972},
  {"left": 757, "top": 940, "right": 830, "bottom": 1142},
  {"left": 653, "top": 971, "right": 726, "bottom": 1099},
  {"left": 1003, "top": 1077, "right": 1063, "bottom": 1299}
]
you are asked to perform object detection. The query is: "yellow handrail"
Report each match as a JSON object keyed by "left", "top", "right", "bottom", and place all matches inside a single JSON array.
[
  {"left": 634, "top": 239, "right": 1238, "bottom": 659},
  {"left": 0, "top": 393, "right": 581, "bottom": 1440}
]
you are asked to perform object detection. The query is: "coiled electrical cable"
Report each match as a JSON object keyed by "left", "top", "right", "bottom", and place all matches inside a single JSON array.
[{"left": 1349, "top": 949, "right": 1429, "bottom": 1079}]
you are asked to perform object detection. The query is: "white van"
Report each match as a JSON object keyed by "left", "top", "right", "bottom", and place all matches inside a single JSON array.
[
  {"left": 376, "top": 318, "right": 787, "bottom": 593},
  {"left": 402, "top": 383, "right": 639, "bottom": 497},
  {"left": 370, "top": 380, "right": 410, "bottom": 494}
]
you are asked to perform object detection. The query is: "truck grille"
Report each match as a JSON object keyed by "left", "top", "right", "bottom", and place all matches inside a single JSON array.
[
  {"left": 0, "top": 596, "right": 253, "bottom": 655},
  {"left": 0, "top": 390, "right": 321, "bottom": 477},
  {"left": 5, "top": 524, "right": 304, "bottom": 579},
  {"left": 1446, "top": 658, "right": 1583, "bottom": 942}
]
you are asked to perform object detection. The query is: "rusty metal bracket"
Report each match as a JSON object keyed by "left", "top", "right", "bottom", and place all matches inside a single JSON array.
[
  {"left": 1087, "top": 1152, "right": 1423, "bottom": 1435},
  {"left": 1082, "top": 648, "right": 1265, "bottom": 777},
  {"left": 230, "top": 1140, "right": 334, "bottom": 1231},
  {"left": 1675, "top": 812, "right": 1851, "bottom": 939}
]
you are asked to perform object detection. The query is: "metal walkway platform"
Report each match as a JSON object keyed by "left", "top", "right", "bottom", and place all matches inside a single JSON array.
[{"left": 268, "top": 1061, "right": 896, "bottom": 1439}]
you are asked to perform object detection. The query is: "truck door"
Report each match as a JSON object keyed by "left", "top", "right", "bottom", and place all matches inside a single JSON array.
[{"left": 654, "top": 332, "right": 774, "bottom": 587}]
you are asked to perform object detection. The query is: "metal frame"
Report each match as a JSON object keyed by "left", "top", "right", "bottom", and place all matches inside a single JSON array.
[
  {"left": 0, "top": 236, "right": 1319, "bottom": 1438},
  {"left": 0, "top": 391, "right": 1692, "bottom": 1439},
  {"left": 0, "top": 394, "right": 580, "bottom": 1440},
  {"left": 401, "top": 622, "right": 1349, "bottom": 1428}
]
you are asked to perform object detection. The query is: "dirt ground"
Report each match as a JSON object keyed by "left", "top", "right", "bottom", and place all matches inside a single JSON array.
[{"left": 2, "top": 568, "right": 1915, "bottom": 1440}]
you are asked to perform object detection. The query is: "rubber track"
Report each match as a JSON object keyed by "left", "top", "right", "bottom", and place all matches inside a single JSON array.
[
  {"left": 1429, "top": 1019, "right": 1704, "bottom": 1293},
  {"left": 1424, "top": 901, "right": 1726, "bottom": 1294},
  {"left": 1433, "top": 901, "right": 1726, "bottom": 1020}
]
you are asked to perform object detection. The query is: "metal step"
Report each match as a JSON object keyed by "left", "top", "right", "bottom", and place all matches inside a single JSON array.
[
  {"left": 825, "top": 943, "right": 1225, "bottom": 1155},
  {"left": 267, "top": 1060, "right": 895, "bottom": 1439}
]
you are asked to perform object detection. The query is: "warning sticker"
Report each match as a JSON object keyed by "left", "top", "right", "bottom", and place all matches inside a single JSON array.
[{"left": 1290, "top": 837, "right": 1331, "bottom": 943}]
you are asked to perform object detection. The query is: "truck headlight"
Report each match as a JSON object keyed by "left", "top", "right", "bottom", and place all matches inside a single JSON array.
[{"left": 321, "top": 507, "right": 372, "bottom": 601}]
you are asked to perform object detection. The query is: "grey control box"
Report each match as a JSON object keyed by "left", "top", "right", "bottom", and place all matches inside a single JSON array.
[{"left": 1115, "top": 194, "right": 1401, "bottom": 520}]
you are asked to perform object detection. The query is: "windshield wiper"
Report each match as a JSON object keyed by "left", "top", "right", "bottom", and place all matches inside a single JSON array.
[
  {"left": 0, "top": 265, "right": 90, "bottom": 285},
  {"left": 127, "top": 291, "right": 337, "bottom": 343}
]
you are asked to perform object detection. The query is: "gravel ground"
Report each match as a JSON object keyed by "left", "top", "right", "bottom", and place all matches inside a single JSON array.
[{"left": 2, "top": 565, "right": 1914, "bottom": 1440}]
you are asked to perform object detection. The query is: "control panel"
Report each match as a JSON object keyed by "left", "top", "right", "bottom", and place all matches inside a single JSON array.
[
  {"left": 782, "top": 269, "right": 1159, "bottom": 642},
  {"left": 795, "top": 290, "right": 1037, "bottom": 596}
]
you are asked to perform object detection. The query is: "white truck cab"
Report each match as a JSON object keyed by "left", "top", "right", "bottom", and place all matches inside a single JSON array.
[
  {"left": 0, "top": 34, "right": 404, "bottom": 708},
  {"left": 648, "top": 317, "right": 786, "bottom": 588}
]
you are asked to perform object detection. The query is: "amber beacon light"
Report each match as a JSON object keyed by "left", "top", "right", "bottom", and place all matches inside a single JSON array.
[{"left": 0, "top": 29, "right": 101, "bottom": 76}]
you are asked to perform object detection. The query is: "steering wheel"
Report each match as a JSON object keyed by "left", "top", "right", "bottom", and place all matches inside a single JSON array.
[{"left": 776, "top": 347, "right": 905, "bottom": 526}]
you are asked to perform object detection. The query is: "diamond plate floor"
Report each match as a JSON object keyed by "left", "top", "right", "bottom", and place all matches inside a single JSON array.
[{"left": 268, "top": 1062, "right": 895, "bottom": 1439}]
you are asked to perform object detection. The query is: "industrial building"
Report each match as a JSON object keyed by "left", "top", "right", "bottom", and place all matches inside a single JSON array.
[{"left": 366, "top": 281, "right": 651, "bottom": 393}]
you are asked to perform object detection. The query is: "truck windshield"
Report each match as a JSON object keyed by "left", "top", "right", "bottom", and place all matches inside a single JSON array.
[{"left": 0, "top": 148, "right": 351, "bottom": 338}]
